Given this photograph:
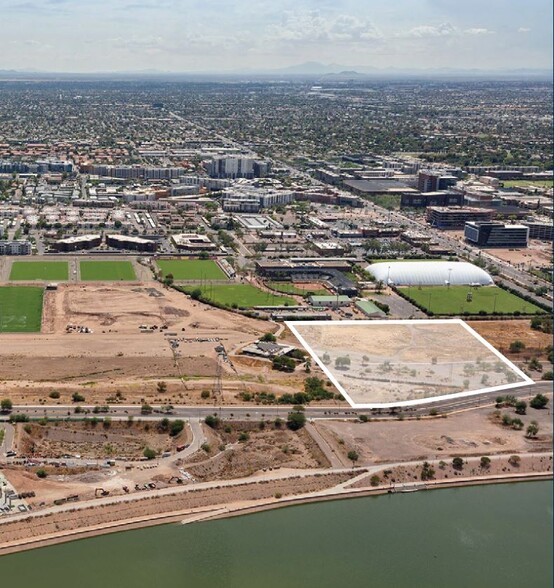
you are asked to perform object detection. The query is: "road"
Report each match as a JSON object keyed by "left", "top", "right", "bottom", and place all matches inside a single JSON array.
[
  {"left": 1, "top": 381, "right": 549, "bottom": 423},
  {"left": 0, "top": 423, "right": 14, "bottom": 454}
]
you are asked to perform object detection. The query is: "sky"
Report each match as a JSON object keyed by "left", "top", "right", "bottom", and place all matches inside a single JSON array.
[{"left": 0, "top": 0, "right": 552, "bottom": 73}]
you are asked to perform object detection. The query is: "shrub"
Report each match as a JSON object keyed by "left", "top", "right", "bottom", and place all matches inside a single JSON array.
[
  {"left": 49, "top": 391, "right": 60, "bottom": 399},
  {"left": 36, "top": 469, "right": 48, "bottom": 479}
]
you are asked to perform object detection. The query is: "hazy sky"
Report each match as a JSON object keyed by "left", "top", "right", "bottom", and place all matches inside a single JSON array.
[{"left": 1, "top": 0, "right": 552, "bottom": 72}]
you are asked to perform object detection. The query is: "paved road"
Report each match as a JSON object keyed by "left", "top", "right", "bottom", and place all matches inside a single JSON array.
[
  {"left": 2, "top": 381, "right": 549, "bottom": 423},
  {"left": 0, "top": 423, "right": 14, "bottom": 454}
]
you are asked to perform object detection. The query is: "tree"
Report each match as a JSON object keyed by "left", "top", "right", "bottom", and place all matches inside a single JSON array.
[
  {"left": 370, "top": 475, "right": 380, "bottom": 487},
  {"left": 272, "top": 355, "right": 296, "bottom": 372},
  {"left": 508, "top": 455, "right": 521, "bottom": 466},
  {"left": 36, "top": 469, "right": 48, "bottom": 478},
  {"left": 530, "top": 394, "right": 549, "bottom": 410},
  {"left": 421, "top": 461, "right": 435, "bottom": 481},
  {"left": 157, "top": 417, "right": 170, "bottom": 433},
  {"left": 509, "top": 340, "right": 525, "bottom": 353},
  {"left": 452, "top": 457, "right": 464, "bottom": 470},
  {"left": 526, "top": 421, "right": 539, "bottom": 438},
  {"left": 163, "top": 273, "right": 174, "bottom": 287},
  {"left": 205, "top": 415, "right": 221, "bottom": 429},
  {"left": 0, "top": 398, "right": 13, "bottom": 412},
  {"left": 49, "top": 391, "right": 60, "bottom": 399},
  {"left": 260, "top": 332, "right": 277, "bottom": 343},
  {"left": 141, "top": 403, "right": 153, "bottom": 415},
  {"left": 143, "top": 447, "right": 156, "bottom": 460},
  {"left": 157, "top": 381, "right": 167, "bottom": 394},
  {"left": 347, "top": 450, "right": 359, "bottom": 466},
  {"left": 480, "top": 456, "right": 491, "bottom": 468},
  {"left": 190, "top": 288, "right": 202, "bottom": 300},
  {"left": 71, "top": 392, "right": 85, "bottom": 403},
  {"left": 514, "top": 400, "right": 527, "bottom": 415},
  {"left": 169, "top": 420, "right": 185, "bottom": 437},
  {"left": 286, "top": 410, "right": 306, "bottom": 431}
]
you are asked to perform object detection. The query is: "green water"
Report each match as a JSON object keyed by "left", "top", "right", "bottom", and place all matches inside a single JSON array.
[{"left": 0, "top": 482, "right": 551, "bottom": 588}]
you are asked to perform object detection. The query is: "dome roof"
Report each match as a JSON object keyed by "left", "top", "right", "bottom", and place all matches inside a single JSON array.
[{"left": 366, "top": 261, "right": 494, "bottom": 287}]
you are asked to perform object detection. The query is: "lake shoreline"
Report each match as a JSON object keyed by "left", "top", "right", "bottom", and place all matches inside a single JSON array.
[{"left": 0, "top": 470, "right": 551, "bottom": 557}]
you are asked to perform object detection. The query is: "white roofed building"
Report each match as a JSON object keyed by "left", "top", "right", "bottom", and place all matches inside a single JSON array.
[{"left": 366, "top": 261, "right": 494, "bottom": 287}]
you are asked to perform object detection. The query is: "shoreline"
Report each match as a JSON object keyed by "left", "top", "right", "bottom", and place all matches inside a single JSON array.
[{"left": 0, "top": 470, "right": 551, "bottom": 558}]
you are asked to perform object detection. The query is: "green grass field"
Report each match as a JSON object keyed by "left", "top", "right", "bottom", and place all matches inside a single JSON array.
[
  {"left": 179, "top": 284, "right": 295, "bottom": 308},
  {"left": 10, "top": 261, "right": 69, "bottom": 281},
  {"left": 0, "top": 286, "right": 44, "bottom": 332},
  {"left": 267, "top": 281, "right": 328, "bottom": 296},
  {"left": 502, "top": 180, "right": 553, "bottom": 189},
  {"left": 157, "top": 259, "right": 227, "bottom": 281},
  {"left": 401, "top": 285, "right": 544, "bottom": 315},
  {"left": 79, "top": 261, "right": 136, "bottom": 281}
]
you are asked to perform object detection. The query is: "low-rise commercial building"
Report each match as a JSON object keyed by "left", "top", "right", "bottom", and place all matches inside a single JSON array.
[
  {"left": 464, "top": 222, "right": 529, "bottom": 248},
  {"left": 106, "top": 234, "right": 157, "bottom": 252},
  {"left": 0, "top": 240, "right": 32, "bottom": 255},
  {"left": 51, "top": 234, "right": 102, "bottom": 252},
  {"left": 426, "top": 207, "right": 495, "bottom": 229}
]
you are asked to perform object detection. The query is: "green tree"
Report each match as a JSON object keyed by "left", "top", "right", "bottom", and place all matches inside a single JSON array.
[
  {"left": 530, "top": 394, "right": 549, "bottom": 410},
  {"left": 509, "top": 340, "right": 525, "bottom": 353},
  {"left": 452, "top": 457, "right": 464, "bottom": 470},
  {"left": 0, "top": 398, "right": 13, "bottom": 412},
  {"left": 514, "top": 400, "right": 527, "bottom": 415},
  {"left": 347, "top": 450, "right": 359, "bottom": 466},
  {"left": 143, "top": 447, "right": 156, "bottom": 460},
  {"left": 205, "top": 415, "right": 221, "bottom": 429},
  {"left": 480, "top": 456, "right": 491, "bottom": 468},
  {"left": 526, "top": 421, "right": 539, "bottom": 438},
  {"left": 169, "top": 420, "right": 185, "bottom": 437},
  {"left": 36, "top": 469, "right": 48, "bottom": 478},
  {"left": 141, "top": 403, "right": 153, "bottom": 415},
  {"left": 71, "top": 392, "right": 85, "bottom": 403},
  {"left": 157, "top": 381, "right": 168, "bottom": 394},
  {"left": 286, "top": 410, "right": 306, "bottom": 431},
  {"left": 260, "top": 332, "right": 277, "bottom": 342}
]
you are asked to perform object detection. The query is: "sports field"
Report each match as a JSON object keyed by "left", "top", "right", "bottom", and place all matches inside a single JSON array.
[
  {"left": 79, "top": 261, "right": 136, "bottom": 281},
  {"left": 502, "top": 180, "right": 553, "bottom": 189},
  {"left": 267, "top": 281, "right": 328, "bottom": 296},
  {"left": 401, "top": 285, "right": 544, "bottom": 315},
  {"left": 0, "top": 286, "right": 44, "bottom": 332},
  {"left": 10, "top": 261, "right": 69, "bottom": 281},
  {"left": 179, "top": 284, "right": 295, "bottom": 308},
  {"left": 157, "top": 259, "right": 226, "bottom": 281}
]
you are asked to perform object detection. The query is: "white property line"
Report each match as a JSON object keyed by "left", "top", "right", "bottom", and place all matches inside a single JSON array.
[{"left": 286, "top": 318, "right": 534, "bottom": 409}]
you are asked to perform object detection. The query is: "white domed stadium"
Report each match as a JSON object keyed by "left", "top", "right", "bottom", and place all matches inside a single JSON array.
[{"left": 366, "top": 261, "right": 494, "bottom": 287}]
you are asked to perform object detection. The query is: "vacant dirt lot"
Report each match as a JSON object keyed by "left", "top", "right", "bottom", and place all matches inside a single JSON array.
[
  {"left": 0, "top": 282, "right": 270, "bottom": 384},
  {"left": 468, "top": 320, "right": 552, "bottom": 360},
  {"left": 315, "top": 395, "right": 552, "bottom": 464}
]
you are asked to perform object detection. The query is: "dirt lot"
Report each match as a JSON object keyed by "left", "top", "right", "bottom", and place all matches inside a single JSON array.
[
  {"left": 468, "top": 320, "right": 552, "bottom": 362},
  {"left": 0, "top": 282, "right": 270, "bottom": 385},
  {"left": 315, "top": 394, "right": 552, "bottom": 464},
  {"left": 483, "top": 241, "right": 552, "bottom": 266},
  {"left": 15, "top": 421, "right": 191, "bottom": 460},
  {"left": 184, "top": 421, "right": 329, "bottom": 481}
]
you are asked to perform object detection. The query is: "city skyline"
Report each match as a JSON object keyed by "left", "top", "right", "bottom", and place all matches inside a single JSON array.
[{"left": 0, "top": 0, "right": 552, "bottom": 73}]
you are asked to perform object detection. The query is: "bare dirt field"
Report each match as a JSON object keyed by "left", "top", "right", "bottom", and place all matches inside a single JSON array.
[
  {"left": 293, "top": 321, "right": 525, "bottom": 404},
  {"left": 468, "top": 319, "right": 552, "bottom": 361},
  {"left": 185, "top": 421, "right": 329, "bottom": 482},
  {"left": 315, "top": 395, "right": 552, "bottom": 465},
  {"left": 0, "top": 282, "right": 270, "bottom": 384},
  {"left": 483, "top": 241, "right": 552, "bottom": 266}
]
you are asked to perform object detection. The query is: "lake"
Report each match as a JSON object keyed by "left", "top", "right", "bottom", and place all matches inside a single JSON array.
[{"left": 0, "top": 481, "right": 551, "bottom": 588}]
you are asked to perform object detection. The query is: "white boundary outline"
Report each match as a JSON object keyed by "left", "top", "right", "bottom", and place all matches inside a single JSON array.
[{"left": 286, "top": 319, "right": 535, "bottom": 408}]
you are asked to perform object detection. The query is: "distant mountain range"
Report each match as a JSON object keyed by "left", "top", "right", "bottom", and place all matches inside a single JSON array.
[{"left": 0, "top": 62, "right": 551, "bottom": 81}]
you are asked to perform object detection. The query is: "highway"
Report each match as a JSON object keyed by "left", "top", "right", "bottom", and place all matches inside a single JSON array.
[{"left": 2, "top": 381, "right": 549, "bottom": 423}]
